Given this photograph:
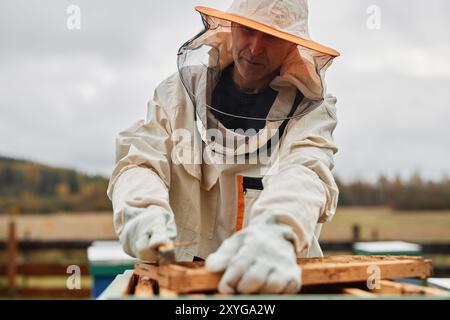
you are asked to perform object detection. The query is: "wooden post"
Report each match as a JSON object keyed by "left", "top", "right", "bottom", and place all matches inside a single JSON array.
[
  {"left": 352, "top": 224, "right": 360, "bottom": 242},
  {"left": 7, "top": 219, "right": 18, "bottom": 294}
]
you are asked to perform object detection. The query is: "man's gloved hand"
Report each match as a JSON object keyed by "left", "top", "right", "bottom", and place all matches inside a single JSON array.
[
  {"left": 205, "top": 216, "right": 302, "bottom": 294},
  {"left": 119, "top": 205, "right": 177, "bottom": 262}
]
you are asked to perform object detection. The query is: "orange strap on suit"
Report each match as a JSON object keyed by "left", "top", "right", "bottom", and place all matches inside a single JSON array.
[{"left": 236, "top": 175, "right": 245, "bottom": 231}]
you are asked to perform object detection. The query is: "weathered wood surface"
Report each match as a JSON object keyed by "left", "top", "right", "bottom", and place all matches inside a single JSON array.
[
  {"left": 134, "top": 255, "right": 434, "bottom": 294},
  {"left": 373, "top": 280, "right": 449, "bottom": 296},
  {"left": 134, "top": 276, "right": 154, "bottom": 297},
  {"left": 298, "top": 255, "right": 432, "bottom": 285}
]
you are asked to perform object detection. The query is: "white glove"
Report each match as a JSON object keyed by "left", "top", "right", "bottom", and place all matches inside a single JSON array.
[
  {"left": 205, "top": 215, "right": 302, "bottom": 294},
  {"left": 118, "top": 205, "right": 177, "bottom": 262}
]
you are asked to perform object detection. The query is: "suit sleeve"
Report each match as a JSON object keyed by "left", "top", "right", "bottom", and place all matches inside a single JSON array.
[{"left": 106, "top": 79, "right": 176, "bottom": 237}]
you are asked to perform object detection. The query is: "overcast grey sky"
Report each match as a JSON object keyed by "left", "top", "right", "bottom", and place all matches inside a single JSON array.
[{"left": 0, "top": 0, "right": 449, "bottom": 182}]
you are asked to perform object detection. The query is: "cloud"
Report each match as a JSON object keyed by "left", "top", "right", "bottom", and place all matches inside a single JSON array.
[{"left": 0, "top": 0, "right": 449, "bottom": 181}]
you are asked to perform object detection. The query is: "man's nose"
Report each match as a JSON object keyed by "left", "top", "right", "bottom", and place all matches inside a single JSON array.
[{"left": 248, "top": 32, "right": 265, "bottom": 56}]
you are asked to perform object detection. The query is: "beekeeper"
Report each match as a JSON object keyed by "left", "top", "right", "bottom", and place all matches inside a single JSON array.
[{"left": 107, "top": 0, "right": 340, "bottom": 294}]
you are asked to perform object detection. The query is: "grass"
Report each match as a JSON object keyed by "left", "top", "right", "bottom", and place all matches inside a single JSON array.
[
  {"left": 0, "top": 276, "right": 92, "bottom": 289},
  {"left": 321, "top": 206, "right": 450, "bottom": 242},
  {"left": 1, "top": 207, "right": 449, "bottom": 243},
  {"left": 0, "top": 207, "right": 447, "bottom": 257}
]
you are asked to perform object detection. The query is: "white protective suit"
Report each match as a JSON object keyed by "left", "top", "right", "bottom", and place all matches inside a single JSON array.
[{"left": 107, "top": 0, "right": 339, "bottom": 262}]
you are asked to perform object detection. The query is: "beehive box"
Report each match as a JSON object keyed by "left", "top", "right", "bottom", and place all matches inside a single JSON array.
[{"left": 98, "top": 255, "right": 450, "bottom": 299}]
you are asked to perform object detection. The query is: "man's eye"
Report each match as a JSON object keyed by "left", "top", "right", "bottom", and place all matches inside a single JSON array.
[
  {"left": 242, "top": 26, "right": 255, "bottom": 33},
  {"left": 263, "top": 34, "right": 278, "bottom": 42}
]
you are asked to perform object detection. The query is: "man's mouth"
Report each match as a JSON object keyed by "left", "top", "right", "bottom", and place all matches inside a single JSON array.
[{"left": 243, "top": 58, "right": 263, "bottom": 66}]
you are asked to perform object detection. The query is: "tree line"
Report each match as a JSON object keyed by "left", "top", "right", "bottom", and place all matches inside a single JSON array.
[
  {"left": 1, "top": 156, "right": 449, "bottom": 213},
  {"left": 0, "top": 156, "right": 111, "bottom": 213},
  {"left": 336, "top": 174, "right": 450, "bottom": 210}
]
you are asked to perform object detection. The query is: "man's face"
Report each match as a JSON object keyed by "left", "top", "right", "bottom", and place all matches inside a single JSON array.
[{"left": 230, "top": 22, "right": 296, "bottom": 92}]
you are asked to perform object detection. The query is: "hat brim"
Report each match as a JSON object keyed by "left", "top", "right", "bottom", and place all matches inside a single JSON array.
[{"left": 195, "top": 6, "right": 340, "bottom": 57}]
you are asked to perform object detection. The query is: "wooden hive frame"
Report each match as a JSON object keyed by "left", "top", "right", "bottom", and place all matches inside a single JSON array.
[{"left": 129, "top": 255, "right": 449, "bottom": 298}]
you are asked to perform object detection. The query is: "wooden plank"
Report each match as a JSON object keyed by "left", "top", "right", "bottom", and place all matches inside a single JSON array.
[
  {"left": 341, "top": 288, "right": 378, "bottom": 298},
  {"left": 125, "top": 273, "right": 138, "bottom": 296},
  {"left": 298, "top": 255, "right": 412, "bottom": 264},
  {"left": 372, "top": 280, "right": 450, "bottom": 297},
  {"left": 134, "top": 276, "right": 154, "bottom": 297},
  {"left": 299, "top": 255, "right": 432, "bottom": 285},
  {"left": 167, "top": 268, "right": 221, "bottom": 293},
  {"left": 134, "top": 263, "right": 160, "bottom": 279},
  {"left": 159, "top": 288, "right": 178, "bottom": 297},
  {"left": 134, "top": 255, "right": 433, "bottom": 294},
  {"left": 134, "top": 263, "right": 171, "bottom": 289},
  {"left": 134, "top": 263, "right": 221, "bottom": 293}
]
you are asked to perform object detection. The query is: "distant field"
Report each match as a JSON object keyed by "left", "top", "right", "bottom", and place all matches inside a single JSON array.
[
  {"left": 0, "top": 212, "right": 115, "bottom": 241},
  {"left": 1, "top": 207, "right": 449, "bottom": 242},
  {"left": 321, "top": 207, "right": 450, "bottom": 242}
]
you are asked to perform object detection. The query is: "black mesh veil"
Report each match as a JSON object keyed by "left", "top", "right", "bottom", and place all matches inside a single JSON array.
[{"left": 177, "top": 13, "right": 335, "bottom": 157}]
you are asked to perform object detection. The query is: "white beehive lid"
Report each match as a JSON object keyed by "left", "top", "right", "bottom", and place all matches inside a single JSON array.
[
  {"left": 87, "top": 240, "right": 137, "bottom": 263},
  {"left": 353, "top": 241, "right": 422, "bottom": 254}
]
